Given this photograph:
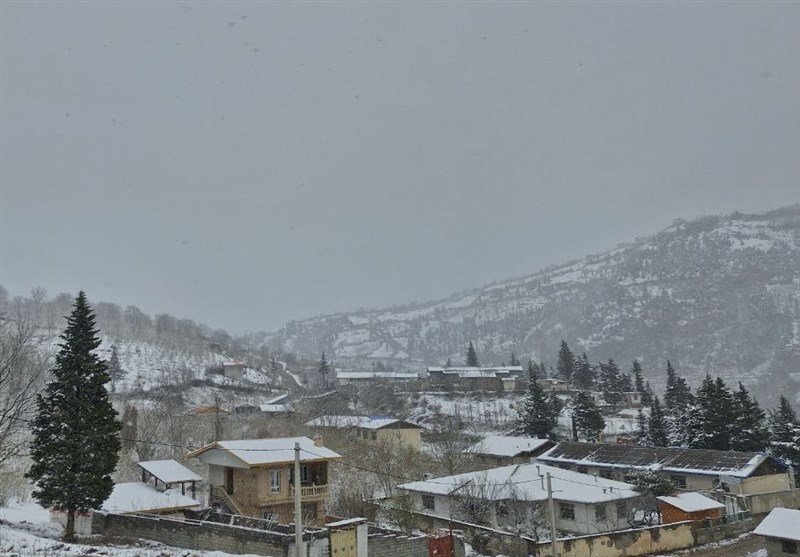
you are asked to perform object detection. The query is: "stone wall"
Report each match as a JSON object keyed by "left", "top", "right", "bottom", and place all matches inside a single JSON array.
[{"left": 90, "top": 512, "right": 329, "bottom": 557}]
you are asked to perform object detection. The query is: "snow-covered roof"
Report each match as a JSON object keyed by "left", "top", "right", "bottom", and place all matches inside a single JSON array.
[
  {"left": 137, "top": 460, "right": 202, "bottom": 483},
  {"left": 657, "top": 492, "right": 725, "bottom": 513},
  {"left": 258, "top": 403, "right": 294, "bottom": 413},
  {"left": 538, "top": 442, "right": 779, "bottom": 478},
  {"left": 753, "top": 507, "right": 800, "bottom": 541},
  {"left": 337, "top": 371, "right": 420, "bottom": 380},
  {"left": 398, "top": 463, "right": 639, "bottom": 504},
  {"left": 187, "top": 437, "right": 341, "bottom": 466},
  {"left": 427, "top": 366, "right": 523, "bottom": 379},
  {"left": 101, "top": 483, "right": 200, "bottom": 514},
  {"left": 466, "top": 436, "right": 552, "bottom": 457},
  {"left": 264, "top": 393, "right": 290, "bottom": 404},
  {"left": 428, "top": 366, "right": 524, "bottom": 373},
  {"left": 305, "top": 415, "right": 423, "bottom": 430}
]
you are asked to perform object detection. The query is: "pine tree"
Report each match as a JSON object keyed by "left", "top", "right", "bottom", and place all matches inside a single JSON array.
[
  {"left": 631, "top": 360, "right": 652, "bottom": 405},
  {"left": 514, "top": 367, "right": 556, "bottom": 438},
  {"left": 730, "top": 383, "right": 769, "bottom": 452},
  {"left": 509, "top": 351, "right": 520, "bottom": 367},
  {"left": 572, "top": 391, "right": 605, "bottom": 441},
  {"left": 645, "top": 397, "right": 669, "bottom": 447},
  {"left": 599, "top": 359, "right": 624, "bottom": 406},
  {"left": 107, "top": 345, "right": 124, "bottom": 393},
  {"left": 444, "top": 356, "right": 452, "bottom": 368},
  {"left": 635, "top": 408, "right": 648, "bottom": 444},
  {"left": 769, "top": 396, "right": 800, "bottom": 468},
  {"left": 572, "top": 353, "right": 594, "bottom": 390},
  {"left": 466, "top": 342, "right": 479, "bottom": 367},
  {"left": 318, "top": 352, "right": 330, "bottom": 389},
  {"left": 26, "top": 292, "right": 122, "bottom": 541},
  {"left": 663, "top": 361, "right": 693, "bottom": 411},
  {"left": 685, "top": 376, "right": 735, "bottom": 451},
  {"left": 556, "top": 341, "right": 575, "bottom": 382}
]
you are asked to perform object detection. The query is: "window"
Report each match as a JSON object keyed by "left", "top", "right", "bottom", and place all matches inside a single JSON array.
[
  {"left": 594, "top": 504, "right": 606, "bottom": 521},
  {"left": 782, "top": 540, "right": 798, "bottom": 554},
  {"left": 670, "top": 475, "right": 687, "bottom": 489},
  {"left": 559, "top": 503, "right": 575, "bottom": 520},
  {"left": 577, "top": 466, "right": 588, "bottom": 474},
  {"left": 371, "top": 431, "right": 377, "bottom": 441},
  {"left": 270, "top": 469, "right": 281, "bottom": 493},
  {"left": 422, "top": 494, "right": 435, "bottom": 510},
  {"left": 300, "top": 465, "right": 309, "bottom": 484}
]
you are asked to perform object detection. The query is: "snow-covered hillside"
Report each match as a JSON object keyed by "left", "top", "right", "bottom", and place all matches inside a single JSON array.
[{"left": 266, "top": 206, "right": 800, "bottom": 406}]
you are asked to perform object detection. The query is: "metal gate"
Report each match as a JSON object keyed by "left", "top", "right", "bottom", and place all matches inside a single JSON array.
[
  {"left": 330, "top": 527, "right": 357, "bottom": 557},
  {"left": 428, "top": 530, "right": 454, "bottom": 557}
]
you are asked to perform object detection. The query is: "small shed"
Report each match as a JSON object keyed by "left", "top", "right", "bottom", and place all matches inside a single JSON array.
[
  {"left": 657, "top": 492, "right": 725, "bottom": 524},
  {"left": 102, "top": 482, "right": 201, "bottom": 515},
  {"left": 753, "top": 507, "right": 800, "bottom": 557},
  {"left": 137, "top": 459, "right": 202, "bottom": 497}
]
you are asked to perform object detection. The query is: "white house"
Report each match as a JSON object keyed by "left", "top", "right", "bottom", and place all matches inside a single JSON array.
[
  {"left": 397, "top": 462, "right": 641, "bottom": 534},
  {"left": 753, "top": 507, "right": 800, "bottom": 557}
]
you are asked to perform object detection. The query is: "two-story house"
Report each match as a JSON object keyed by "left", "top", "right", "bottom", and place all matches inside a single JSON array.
[
  {"left": 187, "top": 436, "right": 341, "bottom": 525},
  {"left": 305, "top": 415, "right": 425, "bottom": 451}
]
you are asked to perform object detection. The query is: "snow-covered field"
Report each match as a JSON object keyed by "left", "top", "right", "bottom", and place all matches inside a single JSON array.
[{"left": 0, "top": 500, "right": 268, "bottom": 557}]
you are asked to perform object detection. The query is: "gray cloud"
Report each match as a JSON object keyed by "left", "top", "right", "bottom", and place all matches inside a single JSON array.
[{"left": 1, "top": 1, "right": 798, "bottom": 332}]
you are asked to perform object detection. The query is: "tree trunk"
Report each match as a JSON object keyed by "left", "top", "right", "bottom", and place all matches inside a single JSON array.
[{"left": 64, "top": 508, "right": 76, "bottom": 542}]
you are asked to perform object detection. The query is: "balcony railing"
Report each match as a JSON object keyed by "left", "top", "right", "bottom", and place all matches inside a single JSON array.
[{"left": 290, "top": 484, "right": 329, "bottom": 498}]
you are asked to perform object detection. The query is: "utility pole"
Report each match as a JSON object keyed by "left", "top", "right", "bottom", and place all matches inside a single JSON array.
[
  {"left": 546, "top": 472, "right": 558, "bottom": 557},
  {"left": 294, "top": 442, "right": 303, "bottom": 557}
]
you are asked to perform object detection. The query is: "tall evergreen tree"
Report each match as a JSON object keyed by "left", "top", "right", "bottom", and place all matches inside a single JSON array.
[
  {"left": 631, "top": 360, "right": 652, "bottom": 405},
  {"left": 685, "top": 376, "right": 735, "bottom": 451},
  {"left": 769, "top": 396, "right": 800, "bottom": 468},
  {"left": 26, "top": 292, "right": 121, "bottom": 541},
  {"left": 599, "top": 359, "right": 624, "bottom": 406},
  {"left": 730, "top": 383, "right": 769, "bottom": 452},
  {"left": 634, "top": 408, "right": 648, "bottom": 444},
  {"left": 572, "top": 353, "right": 594, "bottom": 390},
  {"left": 509, "top": 351, "right": 520, "bottom": 367},
  {"left": 107, "top": 344, "right": 124, "bottom": 393},
  {"left": 572, "top": 391, "right": 605, "bottom": 441},
  {"left": 645, "top": 397, "right": 669, "bottom": 447},
  {"left": 444, "top": 356, "right": 452, "bottom": 368},
  {"left": 556, "top": 341, "right": 575, "bottom": 382},
  {"left": 514, "top": 367, "right": 556, "bottom": 438},
  {"left": 663, "top": 361, "right": 693, "bottom": 411},
  {"left": 466, "top": 342, "right": 480, "bottom": 367},
  {"left": 318, "top": 352, "right": 331, "bottom": 389}
]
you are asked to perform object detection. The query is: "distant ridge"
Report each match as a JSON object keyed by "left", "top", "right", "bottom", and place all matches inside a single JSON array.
[{"left": 266, "top": 206, "right": 800, "bottom": 405}]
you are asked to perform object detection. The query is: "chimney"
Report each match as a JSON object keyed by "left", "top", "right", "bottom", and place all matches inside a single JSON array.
[{"left": 313, "top": 433, "right": 324, "bottom": 447}]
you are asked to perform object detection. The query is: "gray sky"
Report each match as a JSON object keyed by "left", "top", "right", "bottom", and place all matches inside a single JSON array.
[{"left": 1, "top": 1, "right": 798, "bottom": 333}]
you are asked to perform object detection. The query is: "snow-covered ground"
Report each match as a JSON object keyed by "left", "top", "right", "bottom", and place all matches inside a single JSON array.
[{"left": 0, "top": 500, "right": 269, "bottom": 557}]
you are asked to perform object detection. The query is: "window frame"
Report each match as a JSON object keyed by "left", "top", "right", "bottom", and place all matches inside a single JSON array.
[
  {"left": 270, "top": 469, "right": 281, "bottom": 493},
  {"left": 559, "top": 502, "right": 575, "bottom": 520},
  {"left": 594, "top": 504, "right": 607, "bottom": 521},
  {"left": 421, "top": 494, "right": 435, "bottom": 510}
]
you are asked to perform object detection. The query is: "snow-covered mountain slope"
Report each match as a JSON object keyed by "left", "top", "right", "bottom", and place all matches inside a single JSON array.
[{"left": 266, "top": 206, "right": 800, "bottom": 405}]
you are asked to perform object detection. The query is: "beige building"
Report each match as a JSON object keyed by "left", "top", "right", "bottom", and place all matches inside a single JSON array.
[
  {"left": 464, "top": 435, "right": 555, "bottom": 468},
  {"left": 305, "top": 415, "right": 424, "bottom": 451},
  {"left": 187, "top": 436, "right": 341, "bottom": 525},
  {"left": 753, "top": 507, "right": 800, "bottom": 557}
]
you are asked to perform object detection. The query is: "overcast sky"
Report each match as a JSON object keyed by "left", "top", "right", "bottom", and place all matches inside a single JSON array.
[{"left": 1, "top": 1, "right": 798, "bottom": 333}]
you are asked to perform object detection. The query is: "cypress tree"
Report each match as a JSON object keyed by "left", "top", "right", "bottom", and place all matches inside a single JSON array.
[
  {"left": 730, "top": 382, "right": 769, "bottom": 452},
  {"left": 27, "top": 292, "right": 121, "bottom": 541},
  {"left": 318, "top": 352, "right": 331, "bottom": 389},
  {"left": 514, "top": 366, "right": 555, "bottom": 438},
  {"left": 645, "top": 396, "right": 669, "bottom": 447},
  {"left": 769, "top": 396, "right": 800, "bottom": 468},
  {"left": 599, "top": 359, "right": 624, "bottom": 406},
  {"left": 631, "top": 360, "right": 652, "bottom": 405},
  {"left": 572, "top": 391, "right": 605, "bottom": 441},
  {"left": 107, "top": 344, "right": 124, "bottom": 393},
  {"left": 466, "top": 342, "right": 479, "bottom": 367},
  {"left": 572, "top": 353, "right": 594, "bottom": 390},
  {"left": 556, "top": 341, "right": 575, "bottom": 382}
]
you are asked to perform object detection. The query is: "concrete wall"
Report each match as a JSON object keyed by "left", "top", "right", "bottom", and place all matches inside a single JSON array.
[
  {"left": 376, "top": 428, "right": 422, "bottom": 451},
  {"left": 367, "top": 533, "right": 465, "bottom": 557},
  {"left": 739, "top": 475, "right": 795, "bottom": 496},
  {"left": 745, "top": 489, "right": 800, "bottom": 516}
]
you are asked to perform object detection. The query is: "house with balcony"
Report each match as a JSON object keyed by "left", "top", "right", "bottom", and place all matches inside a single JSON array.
[{"left": 187, "top": 436, "right": 341, "bottom": 525}]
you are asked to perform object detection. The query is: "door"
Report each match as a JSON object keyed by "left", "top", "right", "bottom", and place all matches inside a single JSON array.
[
  {"left": 330, "top": 527, "right": 357, "bottom": 557},
  {"left": 225, "top": 468, "right": 234, "bottom": 495},
  {"left": 429, "top": 531, "right": 454, "bottom": 557}
]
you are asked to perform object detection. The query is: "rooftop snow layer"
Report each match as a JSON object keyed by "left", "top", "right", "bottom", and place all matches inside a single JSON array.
[
  {"left": 101, "top": 483, "right": 200, "bottom": 514},
  {"left": 189, "top": 437, "right": 341, "bottom": 466},
  {"left": 137, "top": 460, "right": 202, "bottom": 483},
  {"left": 753, "top": 507, "right": 800, "bottom": 541},
  {"left": 398, "top": 462, "right": 639, "bottom": 504},
  {"left": 466, "top": 435, "right": 551, "bottom": 457},
  {"left": 336, "top": 371, "right": 421, "bottom": 380},
  {"left": 305, "top": 415, "right": 421, "bottom": 430},
  {"left": 657, "top": 492, "right": 725, "bottom": 512}
]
